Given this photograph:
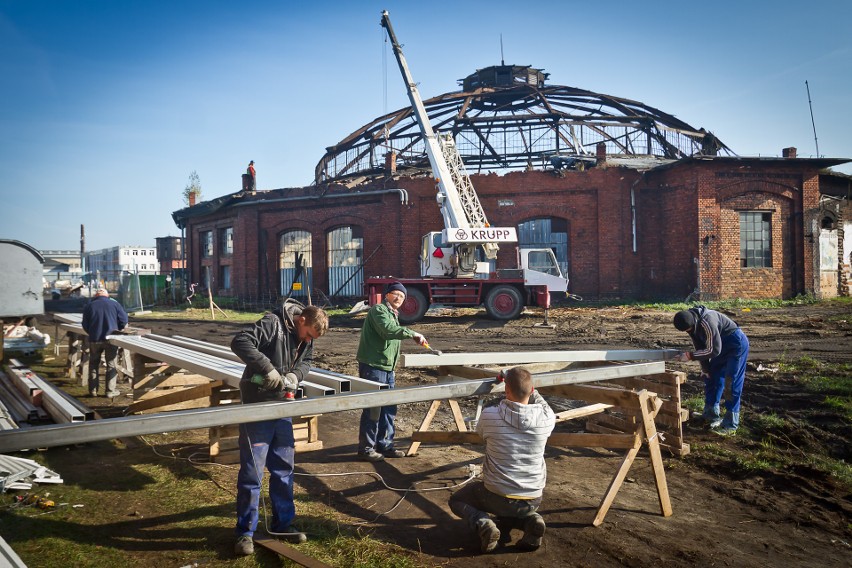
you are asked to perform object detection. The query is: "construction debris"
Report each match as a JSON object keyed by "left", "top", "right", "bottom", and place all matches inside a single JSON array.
[{"left": 0, "top": 454, "right": 63, "bottom": 493}]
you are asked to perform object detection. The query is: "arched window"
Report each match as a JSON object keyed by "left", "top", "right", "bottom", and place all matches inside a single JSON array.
[
  {"left": 279, "top": 230, "right": 312, "bottom": 298},
  {"left": 517, "top": 217, "right": 569, "bottom": 278},
  {"left": 327, "top": 226, "right": 363, "bottom": 297}
]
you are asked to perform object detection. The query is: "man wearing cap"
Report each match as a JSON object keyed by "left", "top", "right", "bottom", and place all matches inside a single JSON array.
[
  {"left": 356, "top": 281, "right": 428, "bottom": 461},
  {"left": 673, "top": 305, "right": 749, "bottom": 434},
  {"left": 81, "top": 288, "right": 128, "bottom": 398}
]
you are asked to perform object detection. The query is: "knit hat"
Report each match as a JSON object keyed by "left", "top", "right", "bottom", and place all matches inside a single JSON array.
[
  {"left": 385, "top": 281, "right": 407, "bottom": 296},
  {"left": 673, "top": 310, "right": 696, "bottom": 331}
]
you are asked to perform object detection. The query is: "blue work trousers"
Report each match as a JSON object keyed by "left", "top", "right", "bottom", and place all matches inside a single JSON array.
[
  {"left": 358, "top": 363, "right": 398, "bottom": 454},
  {"left": 705, "top": 328, "right": 749, "bottom": 428},
  {"left": 235, "top": 418, "right": 296, "bottom": 537}
]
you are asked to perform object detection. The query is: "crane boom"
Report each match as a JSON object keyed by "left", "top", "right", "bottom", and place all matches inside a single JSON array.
[{"left": 381, "top": 10, "right": 513, "bottom": 260}]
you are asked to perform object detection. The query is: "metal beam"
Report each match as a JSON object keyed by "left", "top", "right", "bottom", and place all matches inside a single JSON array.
[
  {"left": 402, "top": 349, "right": 680, "bottom": 368},
  {"left": 0, "top": 362, "right": 665, "bottom": 452}
]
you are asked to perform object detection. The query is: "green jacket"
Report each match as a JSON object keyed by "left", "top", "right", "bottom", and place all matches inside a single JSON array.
[{"left": 356, "top": 302, "right": 416, "bottom": 371}]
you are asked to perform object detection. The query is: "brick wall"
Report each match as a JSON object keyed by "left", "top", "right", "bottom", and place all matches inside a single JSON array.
[{"left": 182, "top": 158, "right": 826, "bottom": 302}]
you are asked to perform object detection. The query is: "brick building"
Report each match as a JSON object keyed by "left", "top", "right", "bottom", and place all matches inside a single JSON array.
[
  {"left": 171, "top": 65, "right": 851, "bottom": 304},
  {"left": 171, "top": 150, "right": 850, "bottom": 303}
]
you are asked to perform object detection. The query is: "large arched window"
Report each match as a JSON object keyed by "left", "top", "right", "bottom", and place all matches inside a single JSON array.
[
  {"left": 279, "top": 230, "right": 312, "bottom": 298},
  {"left": 517, "top": 217, "right": 569, "bottom": 278},
  {"left": 327, "top": 226, "right": 363, "bottom": 298}
]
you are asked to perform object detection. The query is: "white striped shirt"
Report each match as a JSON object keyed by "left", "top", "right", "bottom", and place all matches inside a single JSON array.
[{"left": 477, "top": 391, "right": 555, "bottom": 499}]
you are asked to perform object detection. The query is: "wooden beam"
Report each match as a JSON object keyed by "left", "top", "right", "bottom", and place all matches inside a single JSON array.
[
  {"left": 253, "top": 536, "right": 332, "bottom": 568},
  {"left": 554, "top": 403, "right": 611, "bottom": 422},
  {"left": 125, "top": 380, "right": 222, "bottom": 415}
]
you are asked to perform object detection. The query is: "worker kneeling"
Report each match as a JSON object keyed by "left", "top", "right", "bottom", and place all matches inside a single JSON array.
[{"left": 449, "top": 367, "right": 555, "bottom": 553}]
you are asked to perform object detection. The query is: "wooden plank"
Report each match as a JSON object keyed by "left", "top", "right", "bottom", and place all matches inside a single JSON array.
[
  {"left": 541, "top": 383, "right": 644, "bottom": 406},
  {"left": 410, "top": 430, "right": 639, "bottom": 450},
  {"left": 125, "top": 380, "right": 222, "bottom": 415},
  {"left": 554, "top": 403, "right": 611, "bottom": 422},
  {"left": 437, "top": 365, "right": 502, "bottom": 380},
  {"left": 592, "top": 436, "right": 642, "bottom": 526},
  {"left": 447, "top": 399, "right": 468, "bottom": 432},
  {"left": 253, "top": 536, "right": 332, "bottom": 568},
  {"left": 608, "top": 377, "right": 678, "bottom": 397},
  {"left": 406, "top": 399, "right": 441, "bottom": 456},
  {"left": 638, "top": 391, "right": 673, "bottom": 518}
]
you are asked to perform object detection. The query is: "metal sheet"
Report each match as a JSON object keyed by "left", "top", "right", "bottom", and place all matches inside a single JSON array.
[
  {"left": 402, "top": 349, "right": 680, "bottom": 367},
  {"left": 0, "top": 362, "right": 665, "bottom": 452}
]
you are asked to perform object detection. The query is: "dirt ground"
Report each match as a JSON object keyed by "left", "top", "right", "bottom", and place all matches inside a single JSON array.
[{"left": 31, "top": 301, "right": 852, "bottom": 566}]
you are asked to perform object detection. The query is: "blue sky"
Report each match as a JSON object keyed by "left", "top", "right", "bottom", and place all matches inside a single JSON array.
[{"left": 2, "top": 1, "right": 850, "bottom": 252}]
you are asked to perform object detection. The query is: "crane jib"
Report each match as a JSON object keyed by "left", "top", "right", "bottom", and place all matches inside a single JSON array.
[{"left": 442, "top": 227, "right": 518, "bottom": 244}]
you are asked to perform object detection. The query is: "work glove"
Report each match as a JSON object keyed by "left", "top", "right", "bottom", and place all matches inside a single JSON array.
[
  {"left": 412, "top": 332, "right": 428, "bottom": 346},
  {"left": 674, "top": 351, "right": 691, "bottom": 362},
  {"left": 263, "top": 369, "right": 284, "bottom": 391},
  {"left": 283, "top": 372, "right": 299, "bottom": 391}
]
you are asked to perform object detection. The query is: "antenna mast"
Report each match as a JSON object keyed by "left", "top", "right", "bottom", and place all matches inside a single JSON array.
[
  {"left": 805, "top": 80, "right": 819, "bottom": 157},
  {"left": 500, "top": 34, "right": 504, "bottom": 65}
]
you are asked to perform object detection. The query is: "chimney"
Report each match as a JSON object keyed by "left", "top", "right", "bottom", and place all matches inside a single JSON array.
[
  {"left": 189, "top": 191, "right": 197, "bottom": 206},
  {"left": 596, "top": 142, "right": 607, "bottom": 167},
  {"left": 385, "top": 151, "right": 397, "bottom": 174},
  {"left": 782, "top": 147, "right": 797, "bottom": 159}
]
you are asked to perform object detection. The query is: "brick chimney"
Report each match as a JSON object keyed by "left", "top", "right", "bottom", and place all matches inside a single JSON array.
[
  {"left": 782, "top": 147, "right": 797, "bottom": 159},
  {"left": 596, "top": 142, "right": 607, "bottom": 167},
  {"left": 188, "top": 191, "right": 196, "bottom": 206},
  {"left": 385, "top": 151, "right": 397, "bottom": 174}
]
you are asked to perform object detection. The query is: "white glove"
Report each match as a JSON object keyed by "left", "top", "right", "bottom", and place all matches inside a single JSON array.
[
  {"left": 674, "top": 352, "right": 691, "bottom": 362},
  {"left": 412, "top": 332, "right": 427, "bottom": 346},
  {"left": 263, "top": 369, "right": 284, "bottom": 391},
  {"left": 283, "top": 372, "right": 299, "bottom": 391}
]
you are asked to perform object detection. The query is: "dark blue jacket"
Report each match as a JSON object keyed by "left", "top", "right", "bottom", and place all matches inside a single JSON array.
[{"left": 82, "top": 296, "right": 129, "bottom": 342}]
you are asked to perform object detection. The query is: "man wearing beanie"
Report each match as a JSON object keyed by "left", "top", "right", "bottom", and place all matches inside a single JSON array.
[
  {"left": 356, "top": 281, "right": 428, "bottom": 461},
  {"left": 673, "top": 306, "right": 749, "bottom": 434}
]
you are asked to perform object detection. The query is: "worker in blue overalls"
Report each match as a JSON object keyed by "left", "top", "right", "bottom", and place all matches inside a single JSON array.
[{"left": 673, "top": 306, "right": 749, "bottom": 435}]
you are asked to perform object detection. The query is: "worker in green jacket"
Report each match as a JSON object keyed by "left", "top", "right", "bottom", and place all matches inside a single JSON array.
[{"left": 356, "top": 281, "right": 427, "bottom": 461}]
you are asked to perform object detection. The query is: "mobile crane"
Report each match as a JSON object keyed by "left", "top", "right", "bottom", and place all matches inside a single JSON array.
[{"left": 365, "top": 11, "right": 569, "bottom": 323}]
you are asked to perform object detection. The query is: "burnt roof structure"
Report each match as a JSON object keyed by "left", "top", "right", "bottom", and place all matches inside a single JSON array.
[{"left": 314, "top": 64, "right": 735, "bottom": 185}]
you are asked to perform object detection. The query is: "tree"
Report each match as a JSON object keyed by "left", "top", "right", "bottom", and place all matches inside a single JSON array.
[{"left": 182, "top": 171, "right": 202, "bottom": 206}]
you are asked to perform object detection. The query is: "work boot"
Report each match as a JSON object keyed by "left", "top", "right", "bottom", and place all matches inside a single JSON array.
[
  {"left": 280, "top": 527, "right": 307, "bottom": 544},
  {"left": 381, "top": 448, "right": 406, "bottom": 458},
  {"left": 517, "top": 513, "right": 546, "bottom": 551},
  {"left": 358, "top": 449, "right": 385, "bottom": 462},
  {"left": 234, "top": 535, "right": 254, "bottom": 556},
  {"left": 89, "top": 390, "right": 98, "bottom": 397},
  {"left": 475, "top": 518, "right": 500, "bottom": 553}
]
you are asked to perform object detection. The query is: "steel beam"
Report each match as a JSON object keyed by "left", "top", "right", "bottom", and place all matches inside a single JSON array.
[
  {"left": 0, "top": 362, "right": 664, "bottom": 452},
  {"left": 402, "top": 349, "right": 680, "bottom": 368}
]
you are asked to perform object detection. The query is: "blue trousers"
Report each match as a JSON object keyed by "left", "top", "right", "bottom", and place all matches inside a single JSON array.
[
  {"left": 358, "top": 362, "right": 398, "bottom": 453},
  {"left": 705, "top": 328, "right": 749, "bottom": 428},
  {"left": 235, "top": 418, "right": 295, "bottom": 537}
]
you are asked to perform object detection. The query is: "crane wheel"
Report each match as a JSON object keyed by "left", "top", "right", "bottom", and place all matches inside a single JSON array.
[
  {"left": 485, "top": 285, "right": 523, "bottom": 320},
  {"left": 398, "top": 287, "right": 429, "bottom": 324}
]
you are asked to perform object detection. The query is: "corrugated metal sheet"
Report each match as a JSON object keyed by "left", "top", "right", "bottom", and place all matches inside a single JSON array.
[
  {"left": 518, "top": 218, "right": 569, "bottom": 278},
  {"left": 327, "top": 227, "right": 363, "bottom": 297},
  {"left": 280, "top": 231, "right": 313, "bottom": 297}
]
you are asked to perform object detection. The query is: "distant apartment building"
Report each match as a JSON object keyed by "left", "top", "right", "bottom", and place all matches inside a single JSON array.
[
  {"left": 85, "top": 246, "right": 159, "bottom": 283},
  {"left": 155, "top": 236, "right": 185, "bottom": 274}
]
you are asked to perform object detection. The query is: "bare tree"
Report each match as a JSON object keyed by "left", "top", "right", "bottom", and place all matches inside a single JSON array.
[{"left": 182, "top": 171, "right": 202, "bottom": 206}]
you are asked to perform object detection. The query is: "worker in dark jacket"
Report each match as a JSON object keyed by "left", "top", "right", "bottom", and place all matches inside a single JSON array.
[
  {"left": 81, "top": 288, "right": 128, "bottom": 398},
  {"left": 230, "top": 300, "right": 328, "bottom": 556},
  {"left": 674, "top": 305, "right": 749, "bottom": 434},
  {"left": 356, "top": 281, "right": 427, "bottom": 461}
]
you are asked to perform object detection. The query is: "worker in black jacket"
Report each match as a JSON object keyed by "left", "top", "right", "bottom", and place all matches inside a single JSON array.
[
  {"left": 230, "top": 300, "right": 328, "bottom": 556},
  {"left": 673, "top": 305, "right": 749, "bottom": 435}
]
